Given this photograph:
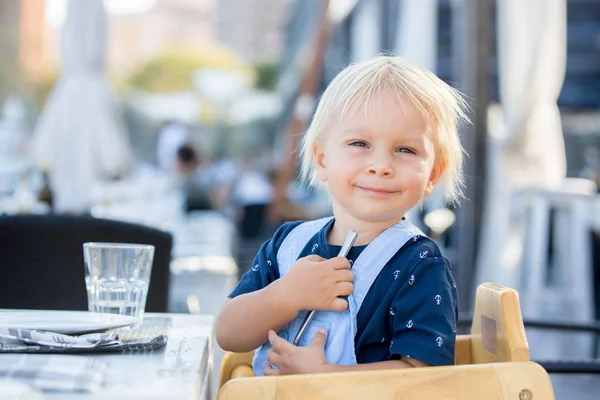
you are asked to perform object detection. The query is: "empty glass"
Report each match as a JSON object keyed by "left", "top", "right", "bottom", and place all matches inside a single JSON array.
[{"left": 83, "top": 243, "right": 154, "bottom": 320}]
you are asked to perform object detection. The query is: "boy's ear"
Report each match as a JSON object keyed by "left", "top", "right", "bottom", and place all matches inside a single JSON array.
[
  {"left": 312, "top": 143, "right": 328, "bottom": 182},
  {"left": 425, "top": 160, "right": 445, "bottom": 195}
]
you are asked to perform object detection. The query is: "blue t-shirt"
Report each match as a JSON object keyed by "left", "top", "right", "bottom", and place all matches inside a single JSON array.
[{"left": 229, "top": 219, "right": 458, "bottom": 366}]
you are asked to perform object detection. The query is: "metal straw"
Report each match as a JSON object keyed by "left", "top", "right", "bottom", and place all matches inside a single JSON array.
[{"left": 292, "top": 230, "right": 358, "bottom": 346}]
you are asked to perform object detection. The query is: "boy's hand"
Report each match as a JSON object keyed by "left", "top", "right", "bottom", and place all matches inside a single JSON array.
[
  {"left": 264, "top": 329, "right": 328, "bottom": 375},
  {"left": 280, "top": 255, "right": 353, "bottom": 312}
]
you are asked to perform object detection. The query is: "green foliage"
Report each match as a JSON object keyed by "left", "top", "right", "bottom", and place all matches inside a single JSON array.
[
  {"left": 254, "top": 62, "right": 278, "bottom": 91},
  {"left": 125, "top": 49, "right": 255, "bottom": 93},
  {"left": 29, "top": 70, "right": 59, "bottom": 112}
]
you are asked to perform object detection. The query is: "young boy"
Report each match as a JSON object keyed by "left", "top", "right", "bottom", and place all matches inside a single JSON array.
[{"left": 215, "top": 56, "right": 468, "bottom": 376}]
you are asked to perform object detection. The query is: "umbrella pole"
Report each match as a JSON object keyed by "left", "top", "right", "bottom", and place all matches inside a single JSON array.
[
  {"left": 268, "top": 0, "right": 330, "bottom": 225},
  {"left": 451, "top": 0, "right": 493, "bottom": 311}
]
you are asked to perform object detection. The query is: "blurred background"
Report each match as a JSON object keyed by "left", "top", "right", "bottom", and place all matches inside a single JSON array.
[{"left": 0, "top": 0, "right": 599, "bottom": 397}]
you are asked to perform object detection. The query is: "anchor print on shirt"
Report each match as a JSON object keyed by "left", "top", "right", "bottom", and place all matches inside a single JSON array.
[
  {"left": 389, "top": 307, "right": 396, "bottom": 316},
  {"left": 412, "top": 235, "right": 420, "bottom": 243},
  {"left": 419, "top": 250, "right": 428, "bottom": 259},
  {"left": 393, "top": 270, "right": 400, "bottom": 280},
  {"left": 408, "top": 275, "right": 415, "bottom": 285},
  {"left": 436, "top": 337, "right": 444, "bottom": 347},
  {"left": 311, "top": 244, "right": 319, "bottom": 253},
  {"left": 406, "top": 319, "right": 414, "bottom": 329},
  {"left": 251, "top": 264, "right": 259, "bottom": 272},
  {"left": 266, "top": 260, "right": 272, "bottom": 267},
  {"left": 435, "top": 295, "right": 442, "bottom": 305}
]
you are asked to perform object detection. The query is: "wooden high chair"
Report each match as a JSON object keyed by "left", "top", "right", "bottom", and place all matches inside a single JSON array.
[{"left": 217, "top": 283, "right": 555, "bottom": 399}]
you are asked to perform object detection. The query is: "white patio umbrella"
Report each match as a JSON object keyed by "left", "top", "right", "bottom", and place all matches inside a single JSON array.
[
  {"left": 30, "top": 0, "right": 132, "bottom": 213},
  {"left": 394, "top": 0, "right": 438, "bottom": 73},
  {"left": 475, "top": 0, "right": 567, "bottom": 290},
  {"left": 350, "top": 0, "right": 381, "bottom": 62}
]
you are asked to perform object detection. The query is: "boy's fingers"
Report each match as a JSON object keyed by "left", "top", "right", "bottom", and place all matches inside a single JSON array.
[
  {"left": 335, "top": 269, "right": 354, "bottom": 282},
  {"left": 330, "top": 297, "right": 348, "bottom": 312},
  {"left": 266, "top": 348, "right": 282, "bottom": 367},
  {"left": 329, "top": 257, "right": 351, "bottom": 270},
  {"left": 309, "top": 328, "right": 328, "bottom": 349},
  {"left": 264, "top": 363, "right": 281, "bottom": 376},
  {"left": 303, "top": 255, "right": 326, "bottom": 262},
  {"left": 268, "top": 330, "right": 294, "bottom": 352},
  {"left": 335, "top": 281, "right": 354, "bottom": 296}
]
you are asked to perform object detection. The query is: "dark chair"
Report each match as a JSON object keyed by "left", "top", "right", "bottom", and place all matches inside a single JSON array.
[{"left": 0, "top": 215, "right": 173, "bottom": 312}]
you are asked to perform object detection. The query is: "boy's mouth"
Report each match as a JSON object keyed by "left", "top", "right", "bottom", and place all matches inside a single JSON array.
[{"left": 356, "top": 186, "right": 397, "bottom": 196}]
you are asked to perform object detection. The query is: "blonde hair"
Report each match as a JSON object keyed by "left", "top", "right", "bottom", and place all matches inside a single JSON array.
[{"left": 299, "top": 56, "right": 469, "bottom": 204}]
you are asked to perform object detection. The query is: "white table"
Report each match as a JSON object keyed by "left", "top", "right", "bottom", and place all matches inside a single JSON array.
[{"left": 1, "top": 313, "right": 214, "bottom": 400}]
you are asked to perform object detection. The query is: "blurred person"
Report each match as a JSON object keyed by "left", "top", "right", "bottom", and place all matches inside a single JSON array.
[
  {"left": 231, "top": 159, "right": 276, "bottom": 279},
  {"left": 232, "top": 158, "right": 274, "bottom": 239},
  {"left": 216, "top": 56, "right": 468, "bottom": 376},
  {"left": 0, "top": 97, "right": 28, "bottom": 157},
  {"left": 580, "top": 146, "right": 600, "bottom": 192},
  {"left": 176, "top": 144, "right": 213, "bottom": 211},
  {"left": 156, "top": 120, "right": 190, "bottom": 174},
  {"left": 205, "top": 154, "right": 239, "bottom": 214},
  {"left": 176, "top": 144, "right": 201, "bottom": 178}
]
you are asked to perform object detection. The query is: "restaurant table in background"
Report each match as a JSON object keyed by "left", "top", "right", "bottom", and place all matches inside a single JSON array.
[{"left": 0, "top": 313, "right": 214, "bottom": 400}]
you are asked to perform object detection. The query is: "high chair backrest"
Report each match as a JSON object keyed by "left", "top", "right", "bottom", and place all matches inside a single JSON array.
[{"left": 455, "top": 282, "right": 529, "bottom": 365}]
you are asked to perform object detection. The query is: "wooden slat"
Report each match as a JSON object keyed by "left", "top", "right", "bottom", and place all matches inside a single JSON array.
[
  {"left": 470, "top": 282, "right": 529, "bottom": 364},
  {"left": 454, "top": 335, "right": 472, "bottom": 365},
  {"left": 231, "top": 365, "right": 254, "bottom": 380},
  {"left": 218, "top": 362, "right": 554, "bottom": 400},
  {"left": 218, "top": 351, "right": 255, "bottom": 388}
]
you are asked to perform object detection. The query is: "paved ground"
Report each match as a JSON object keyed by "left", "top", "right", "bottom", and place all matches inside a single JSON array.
[
  {"left": 528, "top": 329, "right": 600, "bottom": 400},
  {"left": 552, "top": 374, "right": 599, "bottom": 400}
]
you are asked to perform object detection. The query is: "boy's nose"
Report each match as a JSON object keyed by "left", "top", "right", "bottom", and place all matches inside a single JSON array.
[{"left": 367, "top": 163, "right": 394, "bottom": 177}]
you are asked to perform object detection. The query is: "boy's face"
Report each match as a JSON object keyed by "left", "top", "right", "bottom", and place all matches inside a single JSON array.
[{"left": 313, "top": 92, "right": 442, "bottom": 225}]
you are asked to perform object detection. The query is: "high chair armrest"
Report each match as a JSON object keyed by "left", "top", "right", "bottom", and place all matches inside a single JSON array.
[
  {"left": 219, "top": 351, "right": 255, "bottom": 388},
  {"left": 218, "top": 361, "right": 554, "bottom": 400}
]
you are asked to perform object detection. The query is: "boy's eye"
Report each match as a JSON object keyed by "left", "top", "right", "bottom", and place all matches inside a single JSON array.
[
  {"left": 397, "top": 147, "right": 416, "bottom": 154},
  {"left": 349, "top": 141, "right": 368, "bottom": 148}
]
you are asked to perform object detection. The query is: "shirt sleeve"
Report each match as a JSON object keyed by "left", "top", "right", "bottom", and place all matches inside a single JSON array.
[
  {"left": 388, "top": 255, "right": 458, "bottom": 366},
  {"left": 228, "top": 221, "right": 302, "bottom": 298}
]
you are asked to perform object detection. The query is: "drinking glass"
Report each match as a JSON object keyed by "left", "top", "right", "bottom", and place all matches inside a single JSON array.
[{"left": 83, "top": 242, "right": 154, "bottom": 320}]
